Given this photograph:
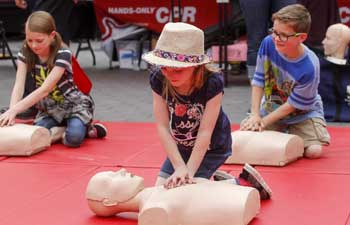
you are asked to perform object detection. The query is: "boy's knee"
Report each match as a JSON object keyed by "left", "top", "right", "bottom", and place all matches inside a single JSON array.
[
  {"left": 304, "top": 145, "right": 323, "bottom": 159},
  {"left": 63, "top": 133, "right": 84, "bottom": 148}
]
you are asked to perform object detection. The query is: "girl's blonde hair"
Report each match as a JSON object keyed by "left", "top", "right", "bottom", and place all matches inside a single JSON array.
[
  {"left": 162, "top": 63, "right": 220, "bottom": 101},
  {"left": 23, "top": 11, "right": 63, "bottom": 72}
]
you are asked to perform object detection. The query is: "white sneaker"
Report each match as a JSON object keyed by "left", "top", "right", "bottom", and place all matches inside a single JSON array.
[{"left": 239, "top": 163, "right": 272, "bottom": 200}]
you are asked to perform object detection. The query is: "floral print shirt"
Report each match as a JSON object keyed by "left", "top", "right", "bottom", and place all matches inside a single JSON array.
[{"left": 150, "top": 69, "right": 232, "bottom": 155}]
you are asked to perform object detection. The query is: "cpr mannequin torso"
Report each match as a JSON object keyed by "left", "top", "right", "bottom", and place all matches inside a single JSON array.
[
  {"left": 0, "top": 124, "right": 51, "bottom": 156},
  {"left": 225, "top": 131, "right": 304, "bottom": 166},
  {"left": 323, "top": 23, "right": 350, "bottom": 65},
  {"left": 86, "top": 169, "right": 260, "bottom": 225}
]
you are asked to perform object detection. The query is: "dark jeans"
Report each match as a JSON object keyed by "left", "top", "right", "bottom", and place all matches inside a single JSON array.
[
  {"left": 159, "top": 147, "right": 231, "bottom": 179},
  {"left": 35, "top": 116, "right": 87, "bottom": 148},
  {"left": 239, "top": 0, "right": 297, "bottom": 79}
]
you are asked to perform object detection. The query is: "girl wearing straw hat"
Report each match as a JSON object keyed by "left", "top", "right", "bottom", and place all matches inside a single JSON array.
[{"left": 143, "top": 22, "right": 272, "bottom": 199}]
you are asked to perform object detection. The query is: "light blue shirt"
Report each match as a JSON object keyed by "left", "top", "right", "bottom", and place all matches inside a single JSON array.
[{"left": 252, "top": 35, "right": 325, "bottom": 124}]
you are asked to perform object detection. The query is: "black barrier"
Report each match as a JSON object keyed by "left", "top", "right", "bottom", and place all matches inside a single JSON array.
[
  {"left": 0, "top": 20, "right": 17, "bottom": 70},
  {"left": 0, "top": 1, "right": 28, "bottom": 39},
  {"left": 318, "top": 53, "right": 350, "bottom": 122}
]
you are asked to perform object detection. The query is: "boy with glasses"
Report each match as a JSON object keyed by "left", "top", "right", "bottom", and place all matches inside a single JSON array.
[{"left": 240, "top": 4, "right": 330, "bottom": 159}]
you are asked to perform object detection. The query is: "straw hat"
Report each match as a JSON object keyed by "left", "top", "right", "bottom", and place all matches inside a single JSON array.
[{"left": 142, "top": 22, "right": 210, "bottom": 68}]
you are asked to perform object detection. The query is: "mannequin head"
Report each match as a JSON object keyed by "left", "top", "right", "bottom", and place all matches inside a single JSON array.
[
  {"left": 322, "top": 23, "right": 350, "bottom": 59},
  {"left": 86, "top": 169, "right": 144, "bottom": 207}
]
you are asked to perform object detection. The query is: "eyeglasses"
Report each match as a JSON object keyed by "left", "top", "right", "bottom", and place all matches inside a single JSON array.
[{"left": 268, "top": 28, "right": 301, "bottom": 42}]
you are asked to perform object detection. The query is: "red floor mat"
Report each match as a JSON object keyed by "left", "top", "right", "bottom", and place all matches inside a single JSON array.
[
  {"left": 0, "top": 122, "right": 349, "bottom": 225},
  {"left": 0, "top": 166, "right": 158, "bottom": 225},
  {"left": 4, "top": 123, "right": 164, "bottom": 167},
  {"left": 0, "top": 162, "right": 98, "bottom": 220},
  {"left": 251, "top": 171, "right": 350, "bottom": 225}
]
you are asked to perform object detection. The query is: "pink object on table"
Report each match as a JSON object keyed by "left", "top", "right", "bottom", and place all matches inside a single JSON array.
[{"left": 211, "top": 40, "right": 247, "bottom": 62}]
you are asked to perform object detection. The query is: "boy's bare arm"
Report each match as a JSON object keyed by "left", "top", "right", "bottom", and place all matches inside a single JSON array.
[
  {"left": 241, "top": 86, "right": 264, "bottom": 131},
  {"left": 262, "top": 102, "right": 295, "bottom": 127},
  {"left": 251, "top": 86, "right": 264, "bottom": 115}
]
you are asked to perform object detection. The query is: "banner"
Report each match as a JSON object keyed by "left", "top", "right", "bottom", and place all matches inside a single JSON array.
[
  {"left": 338, "top": 0, "right": 350, "bottom": 26},
  {"left": 93, "top": 0, "right": 224, "bottom": 60},
  {"left": 93, "top": 0, "right": 350, "bottom": 63},
  {"left": 94, "top": 0, "right": 221, "bottom": 35}
]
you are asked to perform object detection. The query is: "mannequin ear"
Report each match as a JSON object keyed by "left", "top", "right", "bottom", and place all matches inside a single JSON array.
[{"left": 102, "top": 198, "right": 118, "bottom": 206}]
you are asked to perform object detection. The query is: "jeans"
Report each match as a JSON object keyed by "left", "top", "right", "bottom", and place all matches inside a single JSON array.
[
  {"left": 35, "top": 116, "right": 87, "bottom": 148},
  {"left": 159, "top": 147, "right": 231, "bottom": 179},
  {"left": 239, "top": 0, "right": 297, "bottom": 79}
]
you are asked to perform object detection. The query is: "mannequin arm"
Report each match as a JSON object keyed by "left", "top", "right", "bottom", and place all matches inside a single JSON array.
[{"left": 139, "top": 202, "right": 170, "bottom": 225}]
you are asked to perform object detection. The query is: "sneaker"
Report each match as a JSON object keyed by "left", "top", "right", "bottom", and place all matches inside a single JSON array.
[
  {"left": 213, "top": 170, "right": 236, "bottom": 181},
  {"left": 213, "top": 170, "right": 240, "bottom": 185},
  {"left": 88, "top": 123, "right": 107, "bottom": 138},
  {"left": 239, "top": 163, "right": 272, "bottom": 200}
]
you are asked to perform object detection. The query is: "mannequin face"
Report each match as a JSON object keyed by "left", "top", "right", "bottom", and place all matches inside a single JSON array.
[
  {"left": 322, "top": 26, "right": 341, "bottom": 57},
  {"left": 322, "top": 24, "right": 350, "bottom": 58},
  {"left": 86, "top": 169, "right": 144, "bottom": 206}
]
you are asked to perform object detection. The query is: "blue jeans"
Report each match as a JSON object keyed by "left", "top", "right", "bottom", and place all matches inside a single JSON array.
[
  {"left": 35, "top": 116, "right": 87, "bottom": 148},
  {"left": 159, "top": 147, "right": 231, "bottom": 179},
  {"left": 239, "top": 0, "right": 297, "bottom": 79}
]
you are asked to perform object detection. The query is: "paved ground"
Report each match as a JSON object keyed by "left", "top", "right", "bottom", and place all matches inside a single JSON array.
[
  {"left": 0, "top": 40, "right": 347, "bottom": 126},
  {"left": 0, "top": 40, "right": 251, "bottom": 124}
]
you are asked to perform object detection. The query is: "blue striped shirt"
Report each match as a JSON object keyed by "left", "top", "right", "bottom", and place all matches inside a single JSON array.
[{"left": 252, "top": 35, "right": 325, "bottom": 124}]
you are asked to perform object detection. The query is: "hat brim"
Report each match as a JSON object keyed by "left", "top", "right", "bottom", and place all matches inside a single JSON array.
[{"left": 142, "top": 51, "right": 211, "bottom": 68}]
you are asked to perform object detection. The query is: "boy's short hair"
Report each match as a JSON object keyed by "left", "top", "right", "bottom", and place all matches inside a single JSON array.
[{"left": 272, "top": 4, "right": 311, "bottom": 33}]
